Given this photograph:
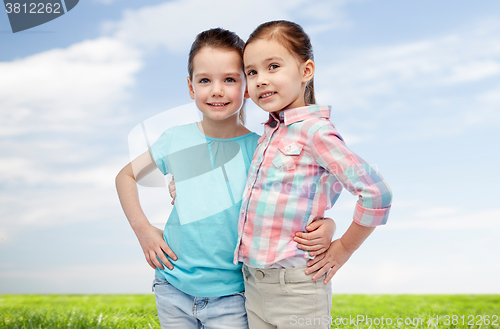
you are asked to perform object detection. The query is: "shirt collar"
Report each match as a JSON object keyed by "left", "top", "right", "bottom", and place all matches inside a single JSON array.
[{"left": 264, "top": 105, "right": 331, "bottom": 127}]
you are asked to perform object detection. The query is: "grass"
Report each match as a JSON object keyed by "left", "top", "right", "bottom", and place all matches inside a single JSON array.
[
  {"left": 0, "top": 294, "right": 498, "bottom": 328},
  {"left": 0, "top": 295, "right": 159, "bottom": 329}
]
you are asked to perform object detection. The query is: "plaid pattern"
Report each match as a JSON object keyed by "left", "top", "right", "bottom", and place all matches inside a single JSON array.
[{"left": 234, "top": 105, "right": 392, "bottom": 268}]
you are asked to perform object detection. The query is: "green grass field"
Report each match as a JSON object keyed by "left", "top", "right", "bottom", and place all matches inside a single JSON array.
[{"left": 0, "top": 295, "right": 498, "bottom": 328}]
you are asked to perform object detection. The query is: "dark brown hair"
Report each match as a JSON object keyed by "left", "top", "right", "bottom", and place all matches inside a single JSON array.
[
  {"left": 188, "top": 28, "right": 246, "bottom": 124},
  {"left": 245, "top": 20, "right": 316, "bottom": 105}
]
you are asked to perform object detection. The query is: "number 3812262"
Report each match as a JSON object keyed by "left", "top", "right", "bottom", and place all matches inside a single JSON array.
[{"left": 5, "top": 3, "right": 62, "bottom": 14}]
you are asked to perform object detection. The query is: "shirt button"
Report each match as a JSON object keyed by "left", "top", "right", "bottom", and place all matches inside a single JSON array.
[{"left": 255, "top": 270, "right": 265, "bottom": 280}]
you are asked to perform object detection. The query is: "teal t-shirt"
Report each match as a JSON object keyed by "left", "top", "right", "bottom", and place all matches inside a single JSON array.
[{"left": 149, "top": 122, "right": 260, "bottom": 297}]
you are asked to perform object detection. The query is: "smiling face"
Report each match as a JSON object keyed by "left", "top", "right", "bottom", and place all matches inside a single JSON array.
[
  {"left": 244, "top": 38, "right": 314, "bottom": 114},
  {"left": 187, "top": 47, "right": 248, "bottom": 123}
]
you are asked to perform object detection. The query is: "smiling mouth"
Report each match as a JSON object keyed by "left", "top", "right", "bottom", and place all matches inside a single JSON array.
[
  {"left": 259, "top": 92, "right": 276, "bottom": 99},
  {"left": 207, "top": 102, "right": 230, "bottom": 107}
]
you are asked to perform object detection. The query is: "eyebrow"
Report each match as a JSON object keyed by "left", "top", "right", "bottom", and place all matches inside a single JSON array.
[
  {"left": 244, "top": 57, "right": 284, "bottom": 70},
  {"left": 265, "top": 57, "right": 284, "bottom": 62},
  {"left": 194, "top": 72, "right": 241, "bottom": 78}
]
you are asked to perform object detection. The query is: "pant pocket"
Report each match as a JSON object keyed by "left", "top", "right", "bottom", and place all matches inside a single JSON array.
[
  {"left": 152, "top": 275, "right": 170, "bottom": 293},
  {"left": 289, "top": 280, "right": 319, "bottom": 301}
]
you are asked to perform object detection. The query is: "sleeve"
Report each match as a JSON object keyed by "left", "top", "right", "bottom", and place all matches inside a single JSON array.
[
  {"left": 148, "top": 128, "right": 174, "bottom": 175},
  {"left": 311, "top": 124, "right": 392, "bottom": 227}
]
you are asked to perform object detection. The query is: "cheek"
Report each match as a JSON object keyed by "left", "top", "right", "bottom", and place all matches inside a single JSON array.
[
  {"left": 193, "top": 87, "right": 208, "bottom": 101},
  {"left": 248, "top": 84, "right": 258, "bottom": 97}
]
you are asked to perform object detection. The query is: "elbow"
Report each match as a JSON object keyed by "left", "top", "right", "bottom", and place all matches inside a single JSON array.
[
  {"left": 381, "top": 184, "right": 393, "bottom": 208},
  {"left": 115, "top": 164, "right": 132, "bottom": 190},
  {"left": 115, "top": 170, "right": 123, "bottom": 190}
]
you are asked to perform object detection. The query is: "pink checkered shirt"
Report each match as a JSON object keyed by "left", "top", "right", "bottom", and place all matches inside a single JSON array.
[{"left": 234, "top": 105, "right": 392, "bottom": 268}]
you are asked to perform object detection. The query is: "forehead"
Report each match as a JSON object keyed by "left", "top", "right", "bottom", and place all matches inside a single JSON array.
[
  {"left": 192, "top": 47, "right": 243, "bottom": 74},
  {"left": 244, "top": 39, "right": 296, "bottom": 64}
]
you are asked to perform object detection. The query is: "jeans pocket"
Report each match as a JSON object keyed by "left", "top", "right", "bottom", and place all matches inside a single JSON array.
[
  {"left": 152, "top": 275, "right": 170, "bottom": 292},
  {"left": 231, "top": 291, "right": 245, "bottom": 299}
]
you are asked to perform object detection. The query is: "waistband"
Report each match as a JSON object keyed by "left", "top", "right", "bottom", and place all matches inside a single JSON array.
[{"left": 242, "top": 264, "right": 325, "bottom": 283}]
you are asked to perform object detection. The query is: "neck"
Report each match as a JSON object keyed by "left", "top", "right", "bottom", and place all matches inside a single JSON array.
[{"left": 199, "top": 115, "right": 247, "bottom": 139}]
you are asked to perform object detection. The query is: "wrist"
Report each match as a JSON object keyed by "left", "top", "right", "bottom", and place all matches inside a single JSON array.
[
  {"left": 338, "top": 237, "right": 357, "bottom": 254},
  {"left": 131, "top": 218, "right": 152, "bottom": 234}
]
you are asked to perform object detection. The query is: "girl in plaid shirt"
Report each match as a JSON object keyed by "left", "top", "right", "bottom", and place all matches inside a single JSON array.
[
  {"left": 117, "top": 27, "right": 336, "bottom": 329},
  {"left": 235, "top": 20, "right": 393, "bottom": 328}
]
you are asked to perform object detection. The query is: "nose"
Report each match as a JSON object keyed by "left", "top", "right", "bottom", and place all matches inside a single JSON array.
[
  {"left": 256, "top": 76, "right": 268, "bottom": 88},
  {"left": 211, "top": 82, "right": 224, "bottom": 97}
]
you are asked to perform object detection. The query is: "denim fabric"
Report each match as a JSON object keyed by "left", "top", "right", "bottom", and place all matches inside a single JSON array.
[{"left": 152, "top": 276, "right": 248, "bottom": 329}]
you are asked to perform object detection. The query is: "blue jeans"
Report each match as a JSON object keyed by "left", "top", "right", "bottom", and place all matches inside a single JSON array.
[{"left": 152, "top": 276, "right": 248, "bottom": 329}]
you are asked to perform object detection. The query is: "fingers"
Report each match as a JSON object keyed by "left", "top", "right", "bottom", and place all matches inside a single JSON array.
[
  {"left": 161, "top": 243, "right": 177, "bottom": 261},
  {"left": 305, "top": 220, "right": 322, "bottom": 232},
  {"left": 294, "top": 233, "right": 324, "bottom": 249},
  {"left": 158, "top": 255, "right": 174, "bottom": 271},
  {"left": 156, "top": 243, "right": 177, "bottom": 270},
  {"left": 294, "top": 235, "right": 322, "bottom": 245},
  {"left": 296, "top": 243, "right": 327, "bottom": 256},
  {"left": 311, "top": 263, "right": 332, "bottom": 281},
  {"left": 168, "top": 178, "right": 176, "bottom": 200},
  {"left": 146, "top": 250, "right": 164, "bottom": 270},
  {"left": 311, "top": 247, "right": 327, "bottom": 256},
  {"left": 305, "top": 254, "right": 327, "bottom": 274},
  {"left": 144, "top": 254, "right": 156, "bottom": 270},
  {"left": 293, "top": 238, "right": 321, "bottom": 251},
  {"left": 306, "top": 259, "right": 327, "bottom": 276},
  {"left": 295, "top": 230, "right": 321, "bottom": 241},
  {"left": 306, "top": 253, "right": 324, "bottom": 267},
  {"left": 324, "top": 268, "right": 337, "bottom": 284},
  {"left": 144, "top": 245, "right": 177, "bottom": 271}
]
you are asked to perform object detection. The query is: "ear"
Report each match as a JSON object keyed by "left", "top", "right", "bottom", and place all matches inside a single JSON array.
[
  {"left": 187, "top": 77, "right": 195, "bottom": 100},
  {"left": 301, "top": 59, "right": 315, "bottom": 83},
  {"left": 244, "top": 86, "right": 250, "bottom": 99}
]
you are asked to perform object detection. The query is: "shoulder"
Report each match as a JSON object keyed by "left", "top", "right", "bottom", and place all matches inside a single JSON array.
[
  {"left": 290, "top": 117, "right": 342, "bottom": 141},
  {"left": 155, "top": 122, "right": 198, "bottom": 141},
  {"left": 238, "top": 132, "right": 261, "bottom": 151},
  {"left": 150, "top": 122, "right": 200, "bottom": 155},
  {"left": 312, "top": 119, "right": 342, "bottom": 139}
]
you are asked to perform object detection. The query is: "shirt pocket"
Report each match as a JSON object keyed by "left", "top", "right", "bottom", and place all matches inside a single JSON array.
[{"left": 272, "top": 139, "right": 303, "bottom": 171}]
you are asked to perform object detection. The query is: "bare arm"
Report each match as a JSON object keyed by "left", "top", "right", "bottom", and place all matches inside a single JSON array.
[{"left": 115, "top": 150, "right": 177, "bottom": 270}]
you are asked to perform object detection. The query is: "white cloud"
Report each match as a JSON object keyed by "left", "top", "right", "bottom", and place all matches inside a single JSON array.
[
  {"left": 93, "top": 0, "right": 117, "bottom": 4},
  {"left": 315, "top": 18, "right": 500, "bottom": 137},
  {"left": 102, "top": 0, "right": 351, "bottom": 53},
  {"left": 0, "top": 37, "right": 142, "bottom": 136}
]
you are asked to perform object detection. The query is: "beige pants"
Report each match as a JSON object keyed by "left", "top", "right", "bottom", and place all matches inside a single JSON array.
[{"left": 243, "top": 265, "right": 332, "bottom": 329}]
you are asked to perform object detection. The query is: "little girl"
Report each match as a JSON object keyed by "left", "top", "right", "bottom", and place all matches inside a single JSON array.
[
  {"left": 116, "top": 28, "right": 335, "bottom": 329},
  {"left": 235, "top": 21, "right": 393, "bottom": 328}
]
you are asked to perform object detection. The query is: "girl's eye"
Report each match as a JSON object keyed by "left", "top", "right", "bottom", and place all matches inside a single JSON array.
[
  {"left": 269, "top": 64, "right": 279, "bottom": 70},
  {"left": 200, "top": 78, "right": 210, "bottom": 83},
  {"left": 247, "top": 70, "right": 256, "bottom": 76},
  {"left": 225, "top": 77, "right": 236, "bottom": 83}
]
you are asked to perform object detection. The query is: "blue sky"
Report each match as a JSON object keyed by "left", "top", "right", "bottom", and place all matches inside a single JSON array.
[{"left": 1, "top": 0, "right": 499, "bottom": 294}]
